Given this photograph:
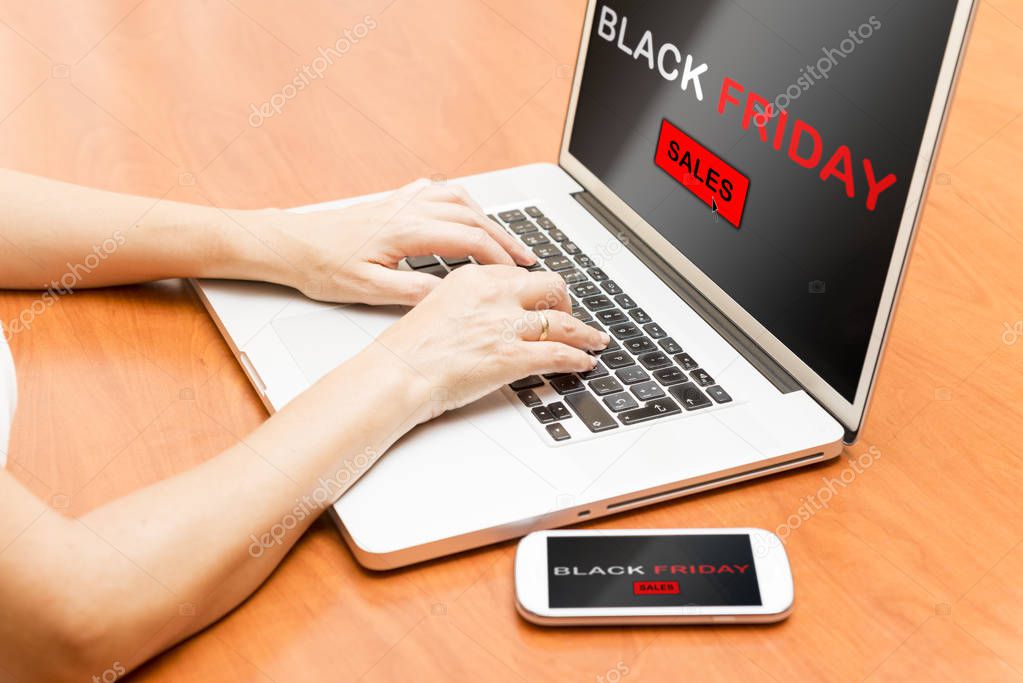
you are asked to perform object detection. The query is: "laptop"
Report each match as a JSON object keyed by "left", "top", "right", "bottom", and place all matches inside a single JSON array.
[{"left": 194, "top": 0, "right": 974, "bottom": 568}]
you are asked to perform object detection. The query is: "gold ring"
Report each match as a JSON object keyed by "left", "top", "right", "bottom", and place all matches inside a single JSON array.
[{"left": 538, "top": 312, "right": 550, "bottom": 342}]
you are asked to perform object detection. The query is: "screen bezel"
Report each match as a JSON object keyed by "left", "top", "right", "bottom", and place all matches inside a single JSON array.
[
  {"left": 515, "top": 528, "right": 793, "bottom": 619},
  {"left": 558, "top": 0, "right": 976, "bottom": 434}
]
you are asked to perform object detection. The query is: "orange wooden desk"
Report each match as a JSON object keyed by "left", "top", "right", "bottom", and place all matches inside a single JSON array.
[{"left": 1, "top": 1, "right": 1021, "bottom": 681}]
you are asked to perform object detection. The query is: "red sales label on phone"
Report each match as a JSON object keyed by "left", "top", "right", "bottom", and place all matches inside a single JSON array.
[
  {"left": 633, "top": 581, "right": 680, "bottom": 595},
  {"left": 654, "top": 118, "right": 750, "bottom": 229}
]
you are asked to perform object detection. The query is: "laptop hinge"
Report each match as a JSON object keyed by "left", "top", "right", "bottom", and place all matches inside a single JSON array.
[{"left": 572, "top": 190, "right": 800, "bottom": 394}]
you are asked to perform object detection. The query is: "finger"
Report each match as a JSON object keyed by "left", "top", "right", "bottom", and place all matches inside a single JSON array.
[
  {"left": 513, "top": 270, "right": 571, "bottom": 314},
  {"left": 398, "top": 221, "right": 517, "bottom": 267},
  {"left": 517, "top": 341, "right": 599, "bottom": 376},
  {"left": 422, "top": 202, "right": 535, "bottom": 266},
  {"left": 360, "top": 265, "right": 442, "bottom": 306},
  {"left": 520, "top": 309, "right": 610, "bottom": 351}
]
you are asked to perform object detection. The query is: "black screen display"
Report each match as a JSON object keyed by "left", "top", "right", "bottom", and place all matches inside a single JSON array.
[
  {"left": 547, "top": 535, "right": 761, "bottom": 608},
  {"left": 569, "top": 1, "right": 958, "bottom": 400}
]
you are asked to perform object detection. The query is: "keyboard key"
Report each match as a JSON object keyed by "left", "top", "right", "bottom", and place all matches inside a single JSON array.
[
  {"left": 589, "top": 376, "right": 623, "bottom": 396},
  {"left": 601, "top": 350, "right": 635, "bottom": 369},
  {"left": 580, "top": 362, "right": 609, "bottom": 380},
  {"left": 531, "top": 406, "right": 555, "bottom": 423},
  {"left": 517, "top": 389, "right": 541, "bottom": 407},
  {"left": 658, "top": 338, "right": 683, "bottom": 355},
  {"left": 644, "top": 323, "right": 666, "bottom": 339},
  {"left": 604, "top": 392, "right": 639, "bottom": 413},
  {"left": 669, "top": 383, "right": 712, "bottom": 411},
  {"left": 629, "top": 308, "right": 652, "bottom": 324},
  {"left": 544, "top": 256, "right": 574, "bottom": 271},
  {"left": 639, "top": 351, "right": 673, "bottom": 370},
  {"left": 560, "top": 269, "right": 587, "bottom": 284},
  {"left": 443, "top": 256, "right": 470, "bottom": 267},
  {"left": 509, "top": 376, "right": 543, "bottom": 391},
  {"left": 623, "top": 337, "right": 656, "bottom": 355},
  {"left": 537, "top": 217, "right": 556, "bottom": 230},
  {"left": 706, "top": 386, "right": 733, "bottom": 404},
  {"left": 571, "top": 306, "right": 592, "bottom": 323},
  {"left": 615, "top": 366, "right": 649, "bottom": 385},
  {"left": 533, "top": 244, "right": 561, "bottom": 259},
  {"left": 674, "top": 353, "right": 699, "bottom": 371},
  {"left": 522, "top": 232, "right": 549, "bottom": 247},
  {"left": 420, "top": 264, "right": 448, "bottom": 278},
  {"left": 601, "top": 280, "right": 623, "bottom": 295},
  {"left": 619, "top": 397, "right": 681, "bottom": 425},
  {"left": 548, "top": 402, "right": 571, "bottom": 420},
  {"left": 524, "top": 206, "right": 543, "bottom": 218},
  {"left": 546, "top": 422, "right": 571, "bottom": 441},
  {"left": 523, "top": 261, "right": 544, "bottom": 271},
  {"left": 571, "top": 282, "right": 600, "bottom": 297},
  {"left": 610, "top": 323, "right": 642, "bottom": 339},
  {"left": 543, "top": 372, "right": 567, "bottom": 379},
  {"left": 562, "top": 241, "right": 581, "bottom": 255},
  {"left": 691, "top": 369, "right": 715, "bottom": 387},
  {"left": 583, "top": 295, "right": 615, "bottom": 311},
  {"left": 499, "top": 209, "right": 527, "bottom": 223},
  {"left": 596, "top": 309, "right": 628, "bottom": 325},
  {"left": 509, "top": 220, "right": 537, "bottom": 235},
  {"left": 587, "top": 267, "right": 608, "bottom": 281},
  {"left": 575, "top": 254, "right": 595, "bottom": 269},
  {"left": 406, "top": 255, "right": 439, "bottom": 269},
  {"left": 653, "top": 367, "right": 687, "bottom": 385},
  {"left": 550, "top": 374, "right": 585, "bottom": 394},
  {"left": 565, "top": 392, "right": 619, "bottom": 432},
  {"left": 631, "top": 381, "right": 665, "bottom": 401},
  {"left": 549, "top": 228, "right": 568, "bottom": 242},
  {"left": 614, "top": 293, "right": 637, "bottom": 309}
]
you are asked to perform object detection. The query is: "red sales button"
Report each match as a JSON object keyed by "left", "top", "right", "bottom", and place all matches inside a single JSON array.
[
  {"left": 633, "top": 581, "right": 680, "bottom": 595},
  {"left": 654, "top": 118, "right": 750, "bottom": 229}
]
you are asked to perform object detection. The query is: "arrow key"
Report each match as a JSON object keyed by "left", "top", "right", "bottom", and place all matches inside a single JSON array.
[
  {"left": 618, "top": 397, "right": 681, "bottom": 425},
  {"left": 669, "top": 384, "right": 712, "bottom": 411}
]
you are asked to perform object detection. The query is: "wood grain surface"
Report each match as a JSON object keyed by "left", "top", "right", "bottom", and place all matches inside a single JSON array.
[{"left": 1, "top": 1, "right": 1021, "bottom": 681}]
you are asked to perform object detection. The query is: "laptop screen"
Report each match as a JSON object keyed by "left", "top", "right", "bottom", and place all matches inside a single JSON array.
[{"left": 568, "top": 0, "right": 958, "bottom": 402}]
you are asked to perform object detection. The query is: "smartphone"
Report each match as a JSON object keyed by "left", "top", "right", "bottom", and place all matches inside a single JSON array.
[{"left": 514, "top": 528, "right": 793, "bottom": 625}]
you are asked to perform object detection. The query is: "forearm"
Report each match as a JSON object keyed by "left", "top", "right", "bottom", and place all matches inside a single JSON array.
[
  {"left": 0, "top": 168, "right": 288, "bottom": 290},
  {"left": 0, "top": 343, "right": 430, "bottom": 681}
]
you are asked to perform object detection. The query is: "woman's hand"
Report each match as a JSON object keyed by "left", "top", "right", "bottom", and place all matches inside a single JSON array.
[
  {"left": 244, "top": 178, "right": 536, "bottom": 306},
  {"left": 371, "top": 264, "right": 612, "bottom": 423}
]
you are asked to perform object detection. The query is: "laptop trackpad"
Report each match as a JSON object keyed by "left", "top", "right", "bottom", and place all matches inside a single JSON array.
[{"left": 271, "top": 304, "right": 406, "bottom": 385}]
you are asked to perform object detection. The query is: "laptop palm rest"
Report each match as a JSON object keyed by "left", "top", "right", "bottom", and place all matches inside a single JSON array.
[{"left": 271, "top": 304, "right": 406, "bottom": 385}]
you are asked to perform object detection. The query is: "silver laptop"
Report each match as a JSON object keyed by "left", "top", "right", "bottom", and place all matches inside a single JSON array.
[{"left": 195, "top": 0, "right": 974, "bottom": 568}]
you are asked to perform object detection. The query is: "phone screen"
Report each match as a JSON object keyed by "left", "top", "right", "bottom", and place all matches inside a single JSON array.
[{"left": 547, "top": 534, "right": 762, "bottom": 608}]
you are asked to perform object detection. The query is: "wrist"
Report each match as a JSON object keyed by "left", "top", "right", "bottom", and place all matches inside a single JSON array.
[
  {"left": 342, "top": 341, "right": 435, "bottom": 427},
  {"left": 206, "top": 207, "right": 300, "bottom": 288}
]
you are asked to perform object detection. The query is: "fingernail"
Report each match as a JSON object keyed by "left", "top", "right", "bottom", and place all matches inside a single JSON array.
[{"left": 599, "top": 332, "right": 611, "bottom": 347}]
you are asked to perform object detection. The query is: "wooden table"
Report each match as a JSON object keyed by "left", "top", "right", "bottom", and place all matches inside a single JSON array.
[{"left": 2, "top": 1, "right": 1021, "bottom": 680}]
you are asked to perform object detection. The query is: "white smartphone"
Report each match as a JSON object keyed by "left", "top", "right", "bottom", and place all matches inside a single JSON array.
[{"left": 514, "top": 528, "right": 793, "bottom": 626}]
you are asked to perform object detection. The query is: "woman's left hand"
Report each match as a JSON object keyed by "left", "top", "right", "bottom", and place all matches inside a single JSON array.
[{"left": 239, "top": 178, "right": 537, "bottom": 306}]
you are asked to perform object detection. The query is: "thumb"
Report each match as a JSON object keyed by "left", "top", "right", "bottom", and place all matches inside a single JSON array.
[{"left": 365, "top": 265, "right": 442, "bottom": 306}]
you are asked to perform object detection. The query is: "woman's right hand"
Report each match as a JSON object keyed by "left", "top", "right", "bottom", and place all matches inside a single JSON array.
[{"left": 375, "top": 264, "right": 611, "bottom": 423}]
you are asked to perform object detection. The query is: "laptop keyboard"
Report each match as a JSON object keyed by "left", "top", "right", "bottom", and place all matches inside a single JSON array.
[{"left": 403, "top": 203, "right": 733, "bottom": 443}]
